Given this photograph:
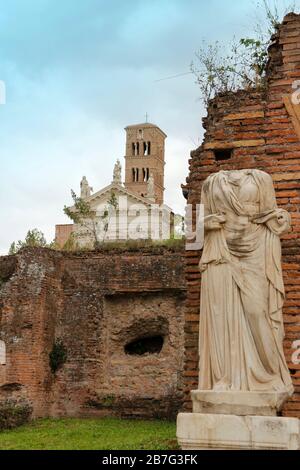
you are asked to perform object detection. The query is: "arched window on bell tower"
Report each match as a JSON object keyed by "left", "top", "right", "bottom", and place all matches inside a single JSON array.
[
  {"left": 143, "top": 142, "right": 151, "bottom": 156},
  {"left": 132, "top": 142, "right": 140, "bottom": 156},
  {"left": 132, "top": 168, "right": 139, "bottom": 182}
]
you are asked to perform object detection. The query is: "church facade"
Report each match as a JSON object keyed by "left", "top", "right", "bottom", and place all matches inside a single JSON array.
[{"left": 55, "top": 122, "right": 174, "bottom": 248}]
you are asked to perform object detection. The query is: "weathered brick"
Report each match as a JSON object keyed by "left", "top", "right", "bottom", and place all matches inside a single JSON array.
[
  {"left": 182, "top": 13, "right": 300, "bottom": 417},
  {"left": 0, "top": 246, "right": 186, "bottom": 420}
]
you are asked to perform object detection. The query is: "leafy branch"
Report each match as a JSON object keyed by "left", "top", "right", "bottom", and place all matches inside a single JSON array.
[
  {"left": 191, "top": 0, "right": 298, "bottom": 105},
  {"left": 9, "top": 229, "right": 55, "bottom": 255},
  {"left": 64, "top": 190, "right": 119, "bottom": 248}
]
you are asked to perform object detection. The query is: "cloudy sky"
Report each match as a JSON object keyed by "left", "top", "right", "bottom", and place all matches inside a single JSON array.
[{"left": 0, "top": 0, "right": 298, "bottom": 254}]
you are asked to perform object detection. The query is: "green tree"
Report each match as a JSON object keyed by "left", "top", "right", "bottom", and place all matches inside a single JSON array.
[
  {"left": 8, "top": 242, "right": 17, "bottom": 255},
  {"left": 62, "top": 233, "right": 79, "bottom": 252},
  {"left": 64, "top": 190, "right": 119, "bottom": 248},
  {"left": 9, "top": 229, "right": 48, "bottom": 255},
  {"left": 191, "top": 0, "right": 298, "bottom": 104}
]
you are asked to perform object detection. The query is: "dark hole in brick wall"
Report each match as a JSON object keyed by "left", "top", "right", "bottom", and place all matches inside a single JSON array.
[
  {"left": 182, "top": 188, "right": 189, "bottom": 200},
  {"left": 214, "top": 149, "right": 233, "bottom": 161},
  {"left": 0, "top": 383, "right": 23, "bottom": 392},
  {"left": 125, "top": 336, "right": 164, "bottom": 356}
]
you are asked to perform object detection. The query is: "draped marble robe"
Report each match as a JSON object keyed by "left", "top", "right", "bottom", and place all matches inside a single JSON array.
[{"left": 198, "top": 169, "right": 294, "bottom": 394}]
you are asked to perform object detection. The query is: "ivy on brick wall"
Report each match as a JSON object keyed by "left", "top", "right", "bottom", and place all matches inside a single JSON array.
[{"left": 49, "top": 339, "right": 67, "bottom": 373}]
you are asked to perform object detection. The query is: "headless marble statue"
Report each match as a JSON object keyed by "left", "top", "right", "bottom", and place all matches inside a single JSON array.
[
  {"left": 177, "top": 170, "right": 299, "bottom": 451},
  {"left": 199, "top": 169, "right": 294, "bottom": 395}
]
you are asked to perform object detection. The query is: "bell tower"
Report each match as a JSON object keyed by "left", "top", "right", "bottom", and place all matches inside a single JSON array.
[{"left": 124, "top": 122, "right": 167, "bottom": 205}]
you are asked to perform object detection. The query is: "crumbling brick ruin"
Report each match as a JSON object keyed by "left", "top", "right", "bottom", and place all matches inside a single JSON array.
[
  {"left": 182, "top": 13, "right": 300, "bottom": 418},
  {"left": 0, "top": 246, "right": 186, "bottom": 419},
  {"left": 1, "top": 13, "right": 300, "bottom": 426}
]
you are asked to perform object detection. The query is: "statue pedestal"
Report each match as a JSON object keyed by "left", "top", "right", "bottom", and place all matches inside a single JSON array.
[
  {"left": 191, "top": 390, "right": 289, "bottom": 416},
  {"left": 177, "top": 391, "right": 300, "bottom": 450}
]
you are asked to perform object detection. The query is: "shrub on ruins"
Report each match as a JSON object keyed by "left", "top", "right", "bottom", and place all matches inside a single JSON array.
[
  {"left": 9, "top": 229, "right": 55, "bottom": 255},
  {"left": 64, "top": 190, "right": 119, "bottom": 249},
  {"left": 0, "top": 399, "right": 32, "bottom": 431},
  {"left": 191, "top": 0, "right": 298, "bottom": 104},
  {"left": 49, "top": 339, "right": 68, "bottom": 373},
  {"left": 61, "top": 232, "right": 80, "bottom": 251}
]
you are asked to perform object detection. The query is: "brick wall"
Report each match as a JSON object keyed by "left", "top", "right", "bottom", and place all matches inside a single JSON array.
[
  {"left": 0, "top": 245, "right": 186, "bottom": 419},
  {"left": 1, "top": 14, "right": 300, "bottom": 423},
  {"left": 182, "top": 13, "right": 300, "bottom": 418}
]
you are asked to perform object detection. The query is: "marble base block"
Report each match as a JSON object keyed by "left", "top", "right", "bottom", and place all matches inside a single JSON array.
[
  {"left": 191, "top": 390, "right": 289, "bottom": 416},
  {"left": 177, "top": 413, "right": 300, "bottom": 450}
]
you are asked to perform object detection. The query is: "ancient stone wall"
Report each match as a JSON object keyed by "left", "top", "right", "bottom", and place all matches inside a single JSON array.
[
  {"left": 0, "top": 245, "right": 186, "bottom": 419},
  {"left": 182, "top": 13, "right": 300, "bottom": 418},
  {"left": 2, "top": 14, "right": 300, "bottom": 424}
]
